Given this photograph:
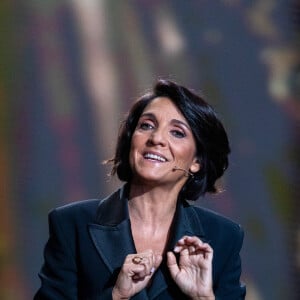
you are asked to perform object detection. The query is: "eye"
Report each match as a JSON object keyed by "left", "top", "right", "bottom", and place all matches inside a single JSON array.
[
  {"left": 139, "top": 121, "right": 154, "bottom": 131},
  {"left": 171, "top": 129, "right": 186, "bottom": 138}
]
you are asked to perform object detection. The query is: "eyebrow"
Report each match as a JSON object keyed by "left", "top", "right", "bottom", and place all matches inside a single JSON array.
[{"left": 140, "top": 112, "right": 191, "bottom": 131}]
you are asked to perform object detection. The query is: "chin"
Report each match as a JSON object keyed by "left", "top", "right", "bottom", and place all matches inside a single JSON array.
[{"left": 132, "top": 173, "right": 163, "bottom": 185}]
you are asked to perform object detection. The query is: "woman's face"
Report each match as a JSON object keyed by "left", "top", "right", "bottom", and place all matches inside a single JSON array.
[{"left": 129, "top": 97, "right": 200, "bottom": 187}]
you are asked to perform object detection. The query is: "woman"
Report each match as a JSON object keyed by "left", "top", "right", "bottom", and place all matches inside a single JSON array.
[{"left": 34, "top": 79, "right": 246, "bottom": 299}]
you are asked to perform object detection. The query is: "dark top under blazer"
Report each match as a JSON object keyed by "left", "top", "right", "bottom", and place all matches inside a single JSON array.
[{"left": 34, "top": 185, "right": 246, "bottom": 300}]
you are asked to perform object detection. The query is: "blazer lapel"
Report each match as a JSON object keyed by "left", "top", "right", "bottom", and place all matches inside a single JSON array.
[
  {"left": 88, "top": 185, "right": 149, "bottom": 300},
  {"left": 147, "top": 200, "right": 207, "bottom": 300},
  {"left": 168, "top": 200, "right": 207, "bottom": 249},
  {"left": 88, "top": 185, "right": 136, "bottom": 272},
  {"left": 88, "top": 219, "right": 135, "bottom": 273},
  {"left": 88, "top": 187, "right": 207, "bottom": 300}
]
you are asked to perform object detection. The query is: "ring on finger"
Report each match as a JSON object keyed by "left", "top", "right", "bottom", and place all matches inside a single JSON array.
[{"left": 132, "top": 256, "right": 144, "bottom": 264}]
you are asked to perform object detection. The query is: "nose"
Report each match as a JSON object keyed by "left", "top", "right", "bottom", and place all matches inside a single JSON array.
[{"left": 147, "top": 128, "right": 167, "bottom": 146}]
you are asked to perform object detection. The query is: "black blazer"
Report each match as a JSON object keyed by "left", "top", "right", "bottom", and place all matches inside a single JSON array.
[{"left": 34, "top": 185, "right": 246, "bottom": 300}]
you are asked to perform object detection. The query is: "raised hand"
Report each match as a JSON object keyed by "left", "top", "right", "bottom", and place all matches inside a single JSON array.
[
  {"left": 112, "top": 250, "right": 162, "bottom": 299},
  {"left": 167, "top": 236, "right": 215, "bottom": 300}
]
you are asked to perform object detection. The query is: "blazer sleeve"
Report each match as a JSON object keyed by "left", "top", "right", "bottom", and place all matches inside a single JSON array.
[
  {"left": 34, "top": 208, "right": 116, "bottom": 300},
  {"left": 34, "top": 209, "right": 78, "bottom": 300},
  {"left": 214, "top": 225, "right": 246, "bottom": 300}
]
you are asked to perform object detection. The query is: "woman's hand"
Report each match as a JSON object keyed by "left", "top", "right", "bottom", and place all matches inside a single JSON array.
[
  {"left": 167, "top": 236, "right": 215, "bottom": 300},
  {"left": 112, "top": 250, "right": 162, "bottom": 300}
]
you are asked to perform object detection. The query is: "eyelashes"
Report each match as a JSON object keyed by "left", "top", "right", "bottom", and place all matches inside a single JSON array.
[
  {"left": 170, "top": 130, "right": 186, "bottom": 138},
  {"left": 138, "top": 121, "right": 186, "bottom": 139},
  {"left": 139, "top": 122, "right": 154, "bottom": 130}
]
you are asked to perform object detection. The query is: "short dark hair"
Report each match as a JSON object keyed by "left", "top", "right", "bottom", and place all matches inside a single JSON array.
[{"left": 108, "top": 79, "right": 230, "bottom": 200}]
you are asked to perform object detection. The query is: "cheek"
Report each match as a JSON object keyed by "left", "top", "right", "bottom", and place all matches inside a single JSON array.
[
  {"left": 129, "top": 134, "right": 140, "bottom": 164},
  {"left": 131, "top": 131, "right": 148, "bottom": 150},
  {"left": 175, "top": 143, "right": 196, "bottom": 160},
  {"left": 129, "top": 142, "right": 135, "bottom": 166},
  {"left": 130, "top": 134, "right": 139, "bottom": 154}
]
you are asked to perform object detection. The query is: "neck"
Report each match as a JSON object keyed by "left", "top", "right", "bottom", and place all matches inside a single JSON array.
[{"left": 128, "top": 183, "right": 179, "bottom": 225}]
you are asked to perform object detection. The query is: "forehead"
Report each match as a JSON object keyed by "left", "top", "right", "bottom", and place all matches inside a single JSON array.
[{"left": 142, "top": 97, "right": 185, "bottom": 120}]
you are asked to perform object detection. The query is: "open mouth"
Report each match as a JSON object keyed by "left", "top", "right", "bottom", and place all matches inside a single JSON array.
[{"left": 143, "top": 152, "right": 167, "bottom": 162}]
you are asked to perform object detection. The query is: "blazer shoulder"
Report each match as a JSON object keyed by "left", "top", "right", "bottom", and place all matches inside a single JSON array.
[
  {"left": 192, "top": 205, "right": 244, "bottom": 237},
  {"left": 50, "top": 199, "right": 101, "bottom": 224}
]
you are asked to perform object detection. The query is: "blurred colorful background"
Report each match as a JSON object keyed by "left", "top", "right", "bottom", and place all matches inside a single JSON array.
[{"left": 1, "top": 0, "right": 299, "bottom": 299}]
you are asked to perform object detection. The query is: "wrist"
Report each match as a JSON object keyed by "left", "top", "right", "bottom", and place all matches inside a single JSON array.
[
  {"left": 190, "top": 294, "right": 215, "bottom": 300},
  {"left": 191, "top": 297, "right": 215, "bottom": 300},
  {"left": 112, "top": 287, "right": 130, "bottom": 300}
]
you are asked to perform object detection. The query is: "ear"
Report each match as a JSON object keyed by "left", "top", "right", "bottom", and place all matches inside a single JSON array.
[{"left": 190, "top": 158, "right": 200, "bottom": 174}]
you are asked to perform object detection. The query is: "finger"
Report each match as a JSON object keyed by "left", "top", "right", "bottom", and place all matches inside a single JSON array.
[
  {"left": 175, "top": 236, "right": 190, "bottom": 246},
  {"left": 140, "top": 260, "right": 153, "bottom": 276},
  {"left": 123, "top": 254, "right": 150, "bottom": 278},
  {"left": 182, "top": 235, "right": 204, "bottom": 246},
  {"left": 188, "top": 245, "right": 196, "bottom": 254},
  {"left": 200, "top": 243, "right": 213, "bottom": 260},
  {"left": 131, "top": 264, "right": 148, "bottom": 280},
  {"left": 173, "top": 245, "right": 186, "bottom": 253},
  {"left": 154, "top": 253, "right": 163, "bottom": 269},
  {"left": 128, "top": 250, "right": 161, "bottom": 278},
  {"left": 134, "top": 250, "right": 156, "bottom": 276},
  {"left": 140, "top": 250, "right": 163, "bottom": 275},
  {"left": 174, "top": 247, "right": 191, "bottom": 267},
  {"left": 174, "top": 236, "right": 201, "bottom": 250},
  {"left": 178, "top": 247, "right": 189, "bottom": 258},
  {"left": 193, "top": 242, "right": 213, "bottom": 255},
  {"left": 173, "top": 240, "right": 197, "bottom": 253},
  {"left": 144, "top": 251, "right": 157, "bottom": 275},
  {"left": 189, "top": 244, "right": 213, "bottom": 263},
  {"left": 166, "top": 251, "right": 180, "bottom": 279},
  {"left": 178, "top": 236, "right": 213, "bottom": 254},
  {"left": 173, "top": 238, "right": 190, "bottom": 253}
]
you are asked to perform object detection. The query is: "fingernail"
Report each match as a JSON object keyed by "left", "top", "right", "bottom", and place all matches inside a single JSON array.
[
  {"left": 150, "top": 267, "right": 155, "bottom": 274},
  {"left": 173, "top": 246, "right": 180, "bottom": 252}
]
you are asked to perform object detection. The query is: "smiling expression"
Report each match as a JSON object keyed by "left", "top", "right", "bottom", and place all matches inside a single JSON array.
[{"left": 129, "top": 97, "right": 200, "bottom": 187}]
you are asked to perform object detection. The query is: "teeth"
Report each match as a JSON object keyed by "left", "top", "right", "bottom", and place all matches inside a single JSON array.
[{"left": 144, "top": 153, "right": 167, "bottom": 162}]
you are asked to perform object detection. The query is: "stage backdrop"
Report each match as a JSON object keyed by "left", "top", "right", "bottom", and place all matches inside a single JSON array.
[{"left": 0, "top": 1, "right": 299, "bottom": 299}]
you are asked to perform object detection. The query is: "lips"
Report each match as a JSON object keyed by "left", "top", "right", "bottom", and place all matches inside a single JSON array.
[{"left": 143, "top": 152, "right": 167, "bottom": 162}]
